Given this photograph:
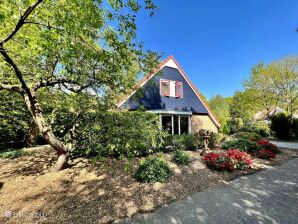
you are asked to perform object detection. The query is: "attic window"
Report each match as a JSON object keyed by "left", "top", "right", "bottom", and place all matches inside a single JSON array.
[
  {"left": 175, "top": 82, "right": 183, "bottom": 98},
  {"left": 160, "top": 80, "right": 170, "bottom": 96}
]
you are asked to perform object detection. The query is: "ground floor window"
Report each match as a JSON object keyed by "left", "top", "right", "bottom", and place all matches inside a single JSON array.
[{"left": 160, "top": 115, "right": 191, "bottom": 134}]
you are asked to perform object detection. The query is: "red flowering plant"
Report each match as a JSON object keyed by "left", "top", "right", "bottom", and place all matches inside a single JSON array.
[
  {"left": 203, "top": 149, "right": 253, "bottom": 172},
  {"left": 249, "top": 139, "right": 279, "bottom": 160}
]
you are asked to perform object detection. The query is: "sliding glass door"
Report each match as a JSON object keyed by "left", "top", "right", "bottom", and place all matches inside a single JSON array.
[{"left": 160, "top": 115, "right": 191, "bottom": 135}]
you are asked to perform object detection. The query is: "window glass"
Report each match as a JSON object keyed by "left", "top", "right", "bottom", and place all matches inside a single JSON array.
[
  {"left": 180, "top": 116, "right": 189, "bottom": 134},
  {"left": 174, "top": 115, "right": 179, "bottom": 135},
  {"left": 175, "top": 82, "right": 183, "bottom": 97},
  {"left": 161, "top": 115, "right": 172, "bottom": 134},
  {"left": 161, "top": 81, "right": 169, "bottom": 96}
]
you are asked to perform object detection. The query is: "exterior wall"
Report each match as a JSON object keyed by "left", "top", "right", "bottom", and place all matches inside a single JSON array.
[
  {"left": 191, "top": 114, "right": 218, "bottom": 133},
  {"left": 120, "top": 66, "right": 209, "bottom": 114}
]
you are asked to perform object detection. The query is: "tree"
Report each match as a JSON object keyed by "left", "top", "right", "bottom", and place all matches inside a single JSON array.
[
  {"left": 271, "top": 57, "right": 298, "bottom": 120},
  {"left": 209, "top": 94, "right": 231, "bottom": 132},
  {"left": 229, "top": 90, "right": 261, "bottom": 120},
  {"left": 0, "top": 0, "right": 159, "bottom": 171},
  {"left": 244, "top": 63, "right": 279, "bottom": 115},
  {"left": 244, "top": 57, "right": 298, "bottom": 119}
]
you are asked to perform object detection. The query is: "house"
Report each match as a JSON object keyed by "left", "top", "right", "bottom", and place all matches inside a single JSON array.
[
  {"left": 118, "top": 56, "right": 220, "bottom": 134},
  {"left": 254, "top": 107, "right": 286, "bottom": 121}
]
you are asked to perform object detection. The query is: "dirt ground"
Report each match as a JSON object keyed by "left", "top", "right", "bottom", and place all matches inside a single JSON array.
[{"left": 0, "top": 146, "right": 297, "bottom": 224}]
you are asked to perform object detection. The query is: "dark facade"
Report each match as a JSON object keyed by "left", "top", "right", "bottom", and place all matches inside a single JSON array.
[{"left": 120, "top": 66, "right": 208, "bottom": 114}]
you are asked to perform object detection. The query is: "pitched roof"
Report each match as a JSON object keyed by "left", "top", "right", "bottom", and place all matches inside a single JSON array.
[{"left": 118, "top": 55, "right": 221, "bottom": 127}]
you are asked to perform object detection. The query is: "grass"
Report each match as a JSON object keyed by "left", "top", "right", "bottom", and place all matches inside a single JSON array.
[{"left": 0, "top": 149, "right": 28, "bottom": 159}]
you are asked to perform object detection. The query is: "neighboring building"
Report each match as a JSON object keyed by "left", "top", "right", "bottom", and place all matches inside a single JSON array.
[
  {"left": 254, "top": 107, "right": 286, "bottom": 121},
  {"left": 118, "top": 56, "right": 220, "bottom": 134}
]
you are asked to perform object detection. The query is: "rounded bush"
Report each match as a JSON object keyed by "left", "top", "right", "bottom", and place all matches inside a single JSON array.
[
  {"left": 134, "top": 156, "right": 172, "bottom": 183},
  {"left": 173, "top": 150, "right": 191, "bottom": 165},
  {"left": 203, "top": 149, "right": 253, "bottom": 171}
]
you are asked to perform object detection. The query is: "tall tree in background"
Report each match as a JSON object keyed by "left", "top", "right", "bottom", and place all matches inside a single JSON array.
[
  {"left": 209, "top": 94, "right": 231, "bottom": 132},
  {"left": 244, "top": 57, "right": 298, "bottom": 119},
  {"left": 0, "top": 0, "right": 159, "bottom": 171}
]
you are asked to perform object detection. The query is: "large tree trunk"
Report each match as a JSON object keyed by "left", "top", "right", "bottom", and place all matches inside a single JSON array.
[{"left": 23, "top": 93, "right": 69, "bottom": 171}]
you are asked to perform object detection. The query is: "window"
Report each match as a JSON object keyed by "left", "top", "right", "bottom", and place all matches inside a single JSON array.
[
  {"left": 161, "top": 115, "right": 172, "bottom": 134},
  {"left": 160, "top": 80, "right": 170, "bottom": 96},
  {"left": 161, "top": 115, "right": 190, "bottom": 135},
  {"left": 175, "top": 82, "right": 183, "bottom": 98}
]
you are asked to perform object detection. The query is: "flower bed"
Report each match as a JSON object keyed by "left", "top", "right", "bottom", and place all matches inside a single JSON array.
[{"left": 203, "top": 149, "right": 253, "bottom": 171}]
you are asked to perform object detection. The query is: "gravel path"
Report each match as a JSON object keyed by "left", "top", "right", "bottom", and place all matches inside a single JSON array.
[
  {"left": 119, "top": 158, "right": 298, "bottom": 224},
  {"left": 270, "top": 141, "right": 298, "bottom": 150}
]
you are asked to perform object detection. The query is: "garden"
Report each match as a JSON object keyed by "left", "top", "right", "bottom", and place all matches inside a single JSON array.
[{"left": 1, "top": 109, "right": 297, "bottom": 223}]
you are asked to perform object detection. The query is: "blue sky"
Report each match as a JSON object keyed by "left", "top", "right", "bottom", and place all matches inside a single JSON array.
[{"left": 136, "top": 0, "right": 298, "bottom": 100}]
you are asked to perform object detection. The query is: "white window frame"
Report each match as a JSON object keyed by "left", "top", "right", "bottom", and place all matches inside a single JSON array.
[{"left": 160, "top": 114, "right": 191, "bottom": 135}]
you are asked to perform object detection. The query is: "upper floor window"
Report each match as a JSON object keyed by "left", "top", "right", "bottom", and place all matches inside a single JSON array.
[
  {"left": 175, "top": 82, "right": 183, "bottom": 98},
  {"left": 160, "top": 79, "right": 183, "bottom": 98},
  {"left": 160, "top": 80, "right": 170, "bottom": 96}
]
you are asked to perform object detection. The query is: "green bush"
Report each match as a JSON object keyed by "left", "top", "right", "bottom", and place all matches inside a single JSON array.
[
  {"left": 134, "top": 156, "right": 172, "bottom": 183},
  {"left": 163, "top": 134, "right": 199, "bottom": 151},
  {"left": 270, "top": 113, "right": 291, "bottom": 140},
  {"left": 227, "top": 118, "right": 244, "bottom": 134},
  {"left": 232, "top": 132, "right": 261, "bottom": 142},
  {"left": 173, "top": 150, "right": 191, "bottom": 165},
  {"left": 222, "top": 138, "right": 260, "bottom": 153},
  {"left": 0, "top": 149, "right": 27, "bottom": 159},
  {"left": 63, "top": 111, "right": 164, "bottom": 158},
  {"left": 239, "top": 120, "right": 270, "bottom": 137},
  {"left": 208, "top": 132, "right": 226, "bottom": 149},
  {"left": 0, "top": 92, "right": 31, "bottom": 149}
]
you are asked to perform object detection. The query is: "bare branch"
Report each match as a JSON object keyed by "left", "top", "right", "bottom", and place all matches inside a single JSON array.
[{"left": 0, "top": 0, "right": 43, "bottom": 45}]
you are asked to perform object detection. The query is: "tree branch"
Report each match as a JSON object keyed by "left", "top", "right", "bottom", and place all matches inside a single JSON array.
[
  {"left": 0, "top": 0, "right": 43, "bottom": 45},
  {"left": 0, "top": 83, "right": 25, "bottom": 94}
]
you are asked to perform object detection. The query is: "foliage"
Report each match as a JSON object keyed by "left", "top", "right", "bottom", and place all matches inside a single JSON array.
[
  {"left": 208, "top": 132, "right": 226, "bottom": 149},
  {"left": 68, "top": 111, "right": 163, "bottom": 158},
  {"left": 244, "top": 57, "right": 298, "bottom": 120},
  {"left": 239, "top": 120, "right": 270, "bottom": 137},
  {"left": 0, "top": 91, "right": 31, "bottom": 149},
  {"left": 0, "top": 149, "right": 27, "bottom": 159},
  {"left": 250, "top": 149, "right": 276, "bottom": 160},
  {"left": 134, "top": 156, "right": 172, "bottom": 183},
  {"left": 232, "top": 132, "right": 261, "bottom": 142},
  {"left": 163, "top": 134, "right": 199, "bottom": 151},
  {"left": 229, "top": 90, "right": 261, "bottom": 120},
  {"left": 173, "top": 150, "right": 191, "bottom": 165},
  {"left": 226, "top": 118, "right": 244, "bottom": 134},
  {"left": 203, "top": 149, "right": 253, "bottom": 171},
  {"left": 209, "top": 95, "right": 232, "bottom": 133},
  {"left": 222, "top": 138, "right": 260, "bottom": 153},
  {"left": 270, "top": 113, "right": 291, "bottom": 140},
  {"left": 257, "top": 140, "right": 279, "bottom": 154}
]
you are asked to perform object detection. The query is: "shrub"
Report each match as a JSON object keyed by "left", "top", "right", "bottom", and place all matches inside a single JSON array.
[
  {"left": 227, "top": 118, "right": 244, "bottom": 134},
  {"left": 222, "top": 139, "right": 260, "bottom": 153},
  {"left": 163, "top": 134, "right": 199, "bottom": 151},
  {"left": 173, "top": 150, "right": 191, "bottom": 165},
  {"left": 134, "top": 156, "right": 172, "bottom": 183},
  {"left": 250, "top": 149, "right": 276, "bottom": 159},
  {"left": 61, "top": 111, "right": 164, "bottom": 158},
  {"left": 257, "top": 139, "right": 279, "bottom": 153},
  {"left": 270, "top": 113, "right": 291, "bottom": 140},
  {"left": 239, "top": 121, "right": 270, "bottom": 137},
  {"left": 203, "top": 149, "right": 252, "bottom": 171},
  {"left": 232, "top": 132, "right": 261, "bottom": 142},
  {"left": 208, "top": 132, "right": 226, "bottom": 149},
  {"left": 0, "top": 149, "right": 27, "bottom": 159}
]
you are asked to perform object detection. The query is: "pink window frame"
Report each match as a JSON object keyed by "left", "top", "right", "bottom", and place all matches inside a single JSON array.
[
  {"left": 175, "top": 81, "right": 183, "bottom": 98},
  {"left": 160, "top": 79, "right": 170, "bottom": 96}
]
